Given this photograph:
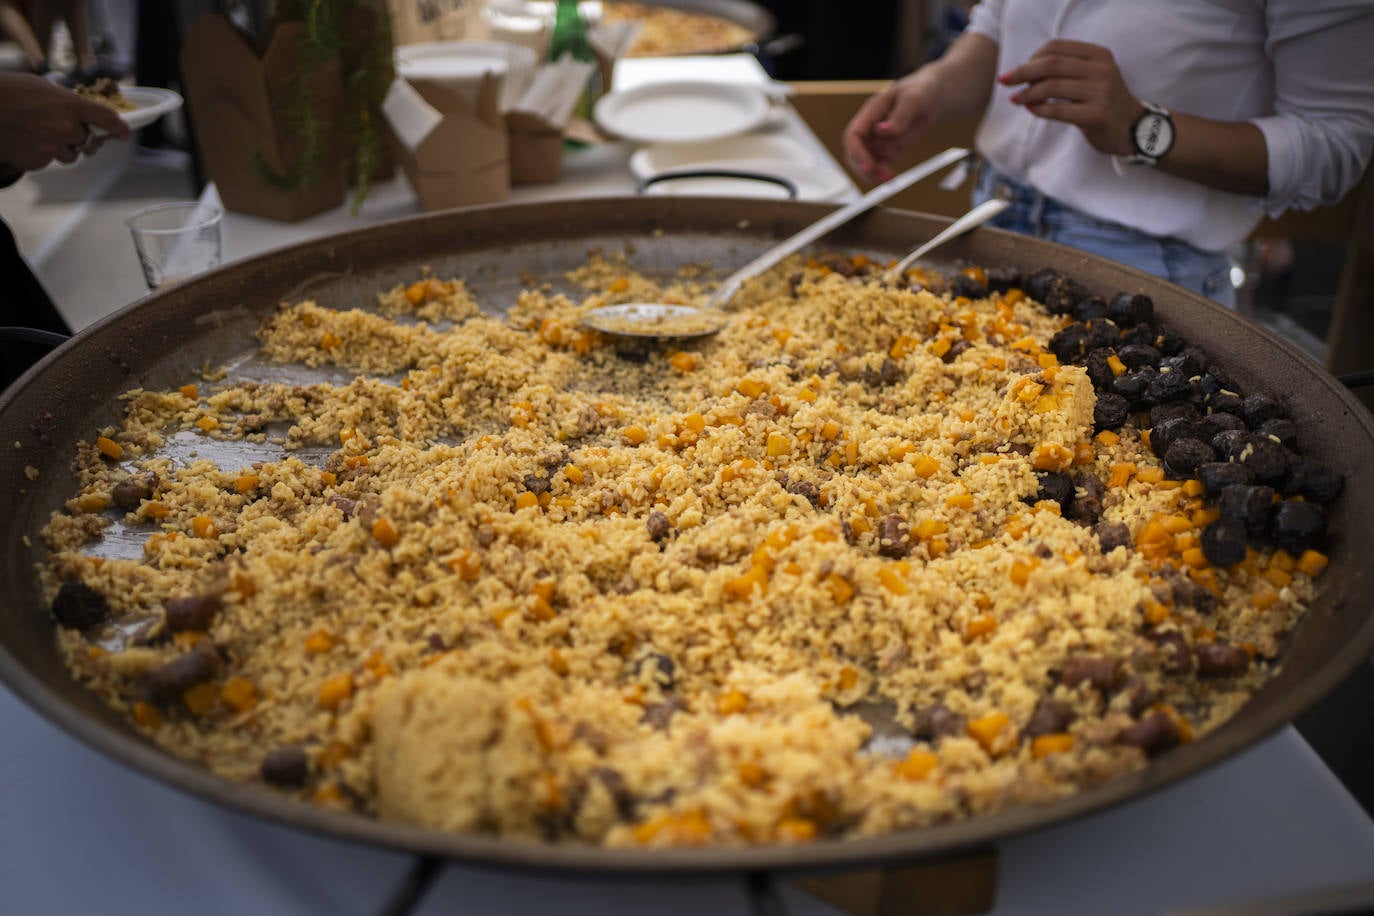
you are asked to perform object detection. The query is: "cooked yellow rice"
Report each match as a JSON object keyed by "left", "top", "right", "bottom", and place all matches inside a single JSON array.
[{"left": 41, "top": 252, "right": 1317, "bottom": 847}]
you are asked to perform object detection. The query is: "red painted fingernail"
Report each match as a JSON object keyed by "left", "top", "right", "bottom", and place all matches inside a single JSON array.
[
  {"left": 997, "top": 72, "right": 1014, "bottom": 84},
  {"left": 1010, "top": 91, "right": 1023, "bottom": 103}
]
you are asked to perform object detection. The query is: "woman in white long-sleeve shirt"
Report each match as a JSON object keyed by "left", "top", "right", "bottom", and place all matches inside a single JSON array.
[{"left": 844, "top": 0, "right": 1374, "bottom": 306}]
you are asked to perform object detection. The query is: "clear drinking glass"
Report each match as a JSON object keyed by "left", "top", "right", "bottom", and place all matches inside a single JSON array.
[{"left": 126, "top": 201, "right": 223, "bottom": 290}]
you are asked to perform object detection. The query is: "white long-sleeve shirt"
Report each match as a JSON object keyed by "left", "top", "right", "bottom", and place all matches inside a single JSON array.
[{"left": 966, "top": 0, "right": 1374, "bottom": 251}]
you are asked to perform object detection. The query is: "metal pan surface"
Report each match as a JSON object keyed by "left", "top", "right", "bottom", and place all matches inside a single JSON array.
[
  {"left": 615, "top": 0, "right": 778, "bottom": 50},
  {"left": 488, "top": 0, "right": 778, "bottom": 53},
  {"left": 1, "top": 197, "right": 1371, "bottom": 875}
]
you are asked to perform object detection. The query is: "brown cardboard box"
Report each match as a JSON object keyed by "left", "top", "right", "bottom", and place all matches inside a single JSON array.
[
  {"left": 179, "top": 15, "right": 347, "bottom": 222},
  {"left": 503, "top": 52, "right": 610, "bottom": 184},
  {"left": 505, "top": 109, "right": 563, "bottom": 185},
  {"left": 383, "top": 74, "right": 510, "bottom": 211}
]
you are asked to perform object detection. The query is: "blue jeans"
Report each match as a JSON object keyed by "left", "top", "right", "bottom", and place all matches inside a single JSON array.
[{"left": 974, "top": 165, "right": 1236, "bottom": 308}]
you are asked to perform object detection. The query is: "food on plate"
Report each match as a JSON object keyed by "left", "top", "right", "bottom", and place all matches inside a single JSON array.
[
  {"left": 75, "top": 78, "right": 136, "bottom": 113},
  {"left": 41, "top": 252, "right": 1338, "bottom": 846},
  {"left": 602, "top": 2, "right": 755, "bottom": 57}
]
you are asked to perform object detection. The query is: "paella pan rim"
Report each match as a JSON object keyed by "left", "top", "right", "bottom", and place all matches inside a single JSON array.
[{"left": 1, "top": 195, "right": 1370, "bottom": 876}]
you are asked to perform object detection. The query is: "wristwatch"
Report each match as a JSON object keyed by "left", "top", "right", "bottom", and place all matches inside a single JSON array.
[{"left": 1127, "top": 101, "right": 1175, "bottom": 166}]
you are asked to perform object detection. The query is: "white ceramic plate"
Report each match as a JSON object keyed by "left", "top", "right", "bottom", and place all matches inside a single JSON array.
[
  {"left": 642, "top": 170, "right": 794, "bottom": 200},
  {"left": 639, "top": 157, "right": 851, "bottom": 202},
  {"left": 395, "top": 40, "right": 537, "bottom": 88},
  {"left": 630, "top": 135, "right": 850, "bottom": 202},
  {"left": 628, "top": 133, "right": 811, "bottom": 179},
  {"left": 115, "top": 87, "right": 183, "bottom": 130},
  {"left": 593, "top": 80, "right": 771, "bottom": 145}
]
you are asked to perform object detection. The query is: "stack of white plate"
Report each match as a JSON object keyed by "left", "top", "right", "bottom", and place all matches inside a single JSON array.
[
  {"left": 595, "top": 73, "right": 847, "bottom": 203},
  {"left": 627, "top": 132, "right": 850, "bottom": 203}
]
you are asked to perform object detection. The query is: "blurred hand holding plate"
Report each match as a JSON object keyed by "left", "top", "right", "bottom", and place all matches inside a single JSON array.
[
  {"left": 114, "top": 87, "right": 183, "bottom": 130},
  {"left": 84, "top": 86, "right": 183, "bottom": 136}
]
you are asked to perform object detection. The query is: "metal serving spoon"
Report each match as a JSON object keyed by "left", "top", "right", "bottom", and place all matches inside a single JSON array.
[
  {"left": 580, "top": 146, "right": 972, "bottom": 340},
  {"left": 882, "top": 197, "right": 1010, "bottom": 283}
]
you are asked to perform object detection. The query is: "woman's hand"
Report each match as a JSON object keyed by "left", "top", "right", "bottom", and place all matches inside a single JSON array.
[
  {"left": 844, "top": 69, "right": 945, "bottom": 183},
  {"left": 0, "top": 73, "right": 130, "bottom": 173},
  {"left": 843, "top": 32, "right": 1000, "bottom": 184},
  {"left": 999, "top": 40, "right": 1141, "bottom": 156},
  {"left": 1001, "top": 38, "right": 1270, "bottom": 197}
]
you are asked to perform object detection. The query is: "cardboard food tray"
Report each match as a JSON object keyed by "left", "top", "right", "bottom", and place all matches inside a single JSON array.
[
  {"left": 180, "top": 14, "right": 348, "bottom": 223},
  {"left": 384, "top": 74, "right": 510, "bottom": 211}
]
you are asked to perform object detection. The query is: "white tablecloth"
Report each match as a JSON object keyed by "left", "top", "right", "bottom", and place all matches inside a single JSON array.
[{"left": 5, "top": 685, "right": 1374, "bottom": 916}]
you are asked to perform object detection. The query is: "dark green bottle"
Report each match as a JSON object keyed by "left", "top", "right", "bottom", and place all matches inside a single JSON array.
[{"left": 548, "top": 0, "right": 601, "bottom": 122}]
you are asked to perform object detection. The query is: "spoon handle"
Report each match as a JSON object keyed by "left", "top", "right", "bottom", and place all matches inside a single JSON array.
[
  {"left": 706, "top": 146, "right": 971, "bottom": 309},
  {"left": 883, "top": 198, "right": 1011, "bottom": 281}
]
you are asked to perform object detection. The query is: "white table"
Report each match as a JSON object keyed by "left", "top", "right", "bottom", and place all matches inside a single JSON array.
[
  {"left": 6, "top": 85, "right": 1374, "bottom": 916},
  {"left": 203, "top": 104, "right": 855, "bottom": 266},
  {"left": 5, "top": 684, "right": 1374, "bottom": 916}
]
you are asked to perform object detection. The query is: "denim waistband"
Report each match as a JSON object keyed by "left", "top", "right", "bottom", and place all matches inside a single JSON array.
[{"left": 973, "top": 162, "right": 1235, "bottom": 306}]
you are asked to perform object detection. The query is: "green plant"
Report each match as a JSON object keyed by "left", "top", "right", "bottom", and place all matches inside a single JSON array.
[
  {"left": 340, "top": 2, "right": 394, "bottom": 213},
  {"left": 253, "top": 0, "right": 393, "bottom": 214}
]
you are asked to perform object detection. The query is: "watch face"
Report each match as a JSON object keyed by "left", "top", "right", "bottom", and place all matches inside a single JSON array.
[{"left": 1134, "top": 112, "right": 1174, "bottom": 159}]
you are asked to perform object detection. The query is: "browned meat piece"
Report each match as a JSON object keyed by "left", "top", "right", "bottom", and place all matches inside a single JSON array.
[
  {"left": 877, "top": 514, "right": 909, "bottom": 559},
  {"left": 51, "top": 581, "right": 112, "bottom": 632},
  {"left": 327, "top": 496, "right": 357, "bottom": 518},
  {"left": 1120, "top": 676, "right": 1157, "bottom": 717},
  {"left": 112, "top": 474, "right": 155, "bottom": 510},
  {"left": 164, "top": 594, "right": 221, "bottom": 633},
  {"left": 641, "top": 694, "right": 686, "bottom": 731},
  {"left": 1119, "top": 711, "right": 1180, "bottom": 756},
  {"left": 1023, "top": 697, "right": 1075, "bottom": 737},
  {"left": 634, "top": 651, "right": 676, "bottom": 689},
  {"left": 261, "top": 745, "right": 310, "bottom": 788},
  {"left": 1066, "top": 470, "right": 1104, "bottom": 523},
  {"left": 787, "top": 480, "right": 821, "bottom": 507},
  {"left": 142, "top": 641, "right": 221, "bottom": 707},
  {"left": 1152, "top": 630, "right": 1195, "bottom": 675},
  {"left": 590, "top": 766, "right": 637, "bottom": 820},
  {"left": 860, "top": 358, "right": 904, "bottom": 387},
  {"left": 911, "top": 703, "right": 965, "bottom": 741},
  {"left": 942, "top": 340, "right": 972, "bottom": 364},
  {"left": 1058, "top": 655, "right": 1122, "bottom": 693},
  {"left": 1094, "top": 520, "right": 1130, "bottom": 553},
  {"left": 572, "top": 721, "right": 609, "bottom": 755},
  {"left": 1196, "top": 643, "right": 1250, "bottom": 678},
  {"left": 646, "top": 510, "right": 673, "bottom": 543},
  {"left": 816, "top": 253, "right": 858, "bottom": 277}
]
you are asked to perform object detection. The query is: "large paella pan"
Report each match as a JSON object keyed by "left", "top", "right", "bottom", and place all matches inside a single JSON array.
[{"left": 1, "top": 197, "right": 1370, "bottom": 874}]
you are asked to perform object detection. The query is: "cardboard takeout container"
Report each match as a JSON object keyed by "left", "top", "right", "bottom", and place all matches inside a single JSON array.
[
  {"left": 383, "top": 73, "right": 510, "bottom": 211},
  {"left": 381, "top": 15, "right": 633, "bottom": 202},
  {"left": 505, "top": 109, "right": 564, "bottom": 185},
  {"left": 179, "top": 14, "right": 347, "bottom": 222}
]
